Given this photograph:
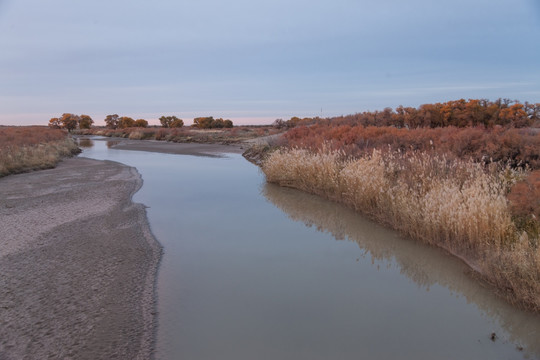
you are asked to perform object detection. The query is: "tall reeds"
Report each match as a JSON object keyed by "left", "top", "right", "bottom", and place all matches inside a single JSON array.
[{"left": 262, "top": 147, "right": 540, "bottom": 311}]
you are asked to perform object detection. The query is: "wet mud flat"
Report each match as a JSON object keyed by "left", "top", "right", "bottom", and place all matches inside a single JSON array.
[{"left": 0, "top": 157, "right": 161, "bottom": 359}]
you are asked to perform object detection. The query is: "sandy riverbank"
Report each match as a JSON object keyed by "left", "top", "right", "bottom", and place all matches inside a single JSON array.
[
  {"left": 0, "top": 157, "right": 161, "bottom": 359},
  {"left": 101, "top": 138, "right": 245, "bottom": 156}
]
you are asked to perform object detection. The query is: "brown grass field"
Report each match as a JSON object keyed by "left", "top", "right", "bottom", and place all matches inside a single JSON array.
[{"left": 0, "top": 126, "right": 80, "bottom": 177}]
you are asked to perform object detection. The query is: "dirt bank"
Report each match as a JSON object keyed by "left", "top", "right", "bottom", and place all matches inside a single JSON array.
[{"left": 0, "top": 157, "right": 161, "bottom": 359}]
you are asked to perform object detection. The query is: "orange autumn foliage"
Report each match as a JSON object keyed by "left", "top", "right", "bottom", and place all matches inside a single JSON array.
[{"left": 320, "top": 99, "right": 538, "bottom": 129}]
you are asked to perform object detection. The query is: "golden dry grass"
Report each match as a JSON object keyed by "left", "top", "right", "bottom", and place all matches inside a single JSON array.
[
  {"left": 0, "top": 127, "right": 79, "bottom": 177},
  {"left": 262, "top": 147, "right": 540, "bottom": 311}
]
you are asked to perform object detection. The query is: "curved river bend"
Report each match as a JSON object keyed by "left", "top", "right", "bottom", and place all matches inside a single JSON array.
[{"left": 81, "top": 138, "right": 540, "bottom": 360}]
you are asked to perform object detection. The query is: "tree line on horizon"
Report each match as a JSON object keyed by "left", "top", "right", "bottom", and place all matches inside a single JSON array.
[
  {"left": 48, "top": 114, "right": 94, "bottom": 131},
  {"left": 48, "top": 114, "right": 234, "bottom": 130},
  {"left": 274, "top": 99, "right": 540, "bottom": 129}
]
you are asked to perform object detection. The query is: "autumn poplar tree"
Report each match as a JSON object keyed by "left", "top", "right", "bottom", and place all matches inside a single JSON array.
[
  {"left": 79, "top": 115, "right": 94, "bottom": 129},
  {"left": 499, "top": 104, "right": 530, "bottom": 128},
  {"left": 159, "top": 115, "right": 183, "bottom": 128},
  {"left": 48, "top": 117, "right": 62, "bottom": 128},
  {"left": 135, "top": 119, "right": 148, "bottom": 127},
  {"left": 60, "top": 113, "right": 80, "bottom": 132},
  {"left": 104, "top": 114, "right": 119, "bottom": 129},
  {"left": 118, "top": 116, "right": 135, "bottom": 128},
  {"left": 193, "top": 116, "right": 214, "bottom": 128},
  {"left": 171, "top": 118, "right": 184, "bottom": 128}
]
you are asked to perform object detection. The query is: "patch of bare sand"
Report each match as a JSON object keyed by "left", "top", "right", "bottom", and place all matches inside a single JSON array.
[
  {"left": 0, "top": 157, "right": 161, "bottom": 360},
  {"left": 104, "top": 138, "right": 245, "bottom": 156}
]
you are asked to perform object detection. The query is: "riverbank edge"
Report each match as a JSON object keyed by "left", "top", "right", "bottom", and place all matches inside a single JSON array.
[
  {"left": 248, "top": 146, "right": 539, "bottom": 313},
  {"left": 127, "top": 162, "right": 163, "bottom": 360}
]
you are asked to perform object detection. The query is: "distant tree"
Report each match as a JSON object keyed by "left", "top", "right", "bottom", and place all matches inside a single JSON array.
[
  {"left": 105, "top": 114, "right": 119, "bottom": 129},
  {"left": 159, "top": 115, "right": 182, "bottom": 128},
  {"left": 159, "top": 116, "right": 172, "bottom": 128},
  {"left": 523, "top": 102, "right": 540, "bottom": 123},
  {"left": 191, "top": 117, "right": 233, "bottom": 128},
  {"left": 60, "top": 113, "right": 80, "bottom": 132},
  {"left": 48, "top": 117, "right": 62, "bottom": 129},
  {"left": 499, "top": 104, "right": 530, "bottom": 128},
  {"left": 134, "top": 119, "right": 149, "bottom": 128},
  {"left": 532, "top": 103, "right": 540, "bottom": 124},
  {"left": 287, "top": 116, "right": 302, "bottom": 128},
  {"left": 213, "top": 118, "right": 225, "bottom": 128},
  {"left": 193, "top": 116, "right": 215, "bottom": 129},
  {"left": 170, "top": 118, "right": 184, "bottom": 128},
  {"left": 402, "top": 106, "right": 421, "bottom": 128},
  {"left": 79, "top": 114, "right": 94, "bottom": 129},
  {"left": 272, "top": 119, "right": 285, "bottom": 129},
  {"left": 118, "top": 116, "right": 135, "bottom": 129},
  {"left": 379, "top": 108, "right": 395, "bottom": 126}
]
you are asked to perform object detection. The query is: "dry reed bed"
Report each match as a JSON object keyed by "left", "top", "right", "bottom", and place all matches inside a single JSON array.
[
  {"left": 0, "top": 127, "right": 79, "bottom": 177},
  {"left": 262, "top": 147, "right": 540, "bottom": 312}
]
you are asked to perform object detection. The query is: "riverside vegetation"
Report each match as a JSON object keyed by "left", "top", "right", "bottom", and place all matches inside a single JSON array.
[
  {"left": 48, "top": 112, "right": 283, "bottom": 144},
  {"left": 77, "top": 126, "right": 283, "bottom": 144},
  {"left": 261, "top": 100, "right": 540, "bottom": 312},
  {"left": 0, "top": 126, "right": 80, "bottom": 177}
]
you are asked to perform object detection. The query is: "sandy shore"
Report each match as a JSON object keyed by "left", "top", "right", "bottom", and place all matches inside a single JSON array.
[
  {"left": 0, "top": 157, "right": 162, "bottom": 359},
  {"left": 103, "top": 138, "right": 245, "bottom": 156}
]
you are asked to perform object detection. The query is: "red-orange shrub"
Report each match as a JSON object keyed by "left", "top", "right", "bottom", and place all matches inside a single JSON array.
[
  {"left": 0, "top": 126, "right": 67, "bottom": 149},
  {"left": 510, "top": 172, "right": 540, "bottom": 215},
  {"left": 283, "top": 125, "right": 540, "bottom": 169}
]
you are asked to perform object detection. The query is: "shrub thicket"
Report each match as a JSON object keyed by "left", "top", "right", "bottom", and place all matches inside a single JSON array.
[
  {"left": 284, "top": 125, "right": 540, "bottom": 169},
  {"left": 276, "top": 99, "right": 540, "bottom": 129}
]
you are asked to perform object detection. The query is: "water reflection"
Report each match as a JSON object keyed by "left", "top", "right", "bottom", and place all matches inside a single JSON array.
[
  {"left": 76, "top": 138, "right": 94, "bottom": 148},
  {"left": 106, "top": 140, "right": 121, "bottom": 148},
  {"left": 263, "top": 183, "right": 540, "bottom": 357}
]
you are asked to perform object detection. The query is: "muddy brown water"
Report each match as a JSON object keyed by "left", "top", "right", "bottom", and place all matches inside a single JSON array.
[{"left": 81, "top": 138, "right": 540, "bottom": 360}]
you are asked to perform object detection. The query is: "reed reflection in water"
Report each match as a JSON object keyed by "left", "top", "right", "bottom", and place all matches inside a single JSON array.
[
  {"left": 76, "top": 138, "right": 94, "bottom": 148},
  {"left": 263, "top": 183, "right": 540, "bottom": 358}
]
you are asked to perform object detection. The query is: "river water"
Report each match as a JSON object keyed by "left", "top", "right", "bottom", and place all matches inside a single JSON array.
[{"left": 80, "top": 138, "right": 540, "bottom": 360}]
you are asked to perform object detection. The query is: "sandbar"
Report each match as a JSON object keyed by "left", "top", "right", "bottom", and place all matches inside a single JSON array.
[
  {"left": 101, "top": 138, "right": 245, "bottom": 156},
  {"left": 0, "top": 157, "right": 162, "bottom": 359}
]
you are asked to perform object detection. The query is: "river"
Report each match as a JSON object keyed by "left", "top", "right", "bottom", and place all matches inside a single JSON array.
[{"left": 80, "top": 138, "right": 540, "bottom": 360}]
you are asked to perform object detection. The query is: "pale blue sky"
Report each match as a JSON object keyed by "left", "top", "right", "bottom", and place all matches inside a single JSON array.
[{"left": 1, "top": 0, "right": 539, "bottom": 126}]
